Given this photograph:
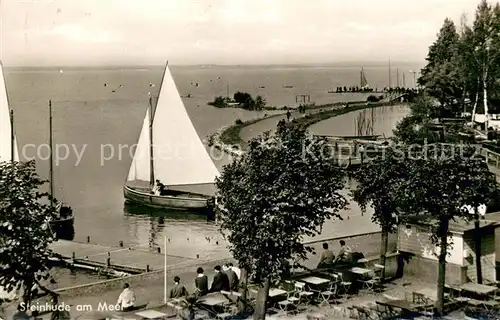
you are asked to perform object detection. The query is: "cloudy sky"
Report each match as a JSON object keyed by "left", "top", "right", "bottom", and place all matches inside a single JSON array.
[{"left": 0, "top": 0, "right": 482, "bottom": 66}]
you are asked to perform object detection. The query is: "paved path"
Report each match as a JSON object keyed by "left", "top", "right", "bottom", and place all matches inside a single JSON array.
[{"left": 239, "top": 105, "right": 342, "bottom": 143}]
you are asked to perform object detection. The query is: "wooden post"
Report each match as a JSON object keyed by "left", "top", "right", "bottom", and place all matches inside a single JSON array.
[
  {"left": 87, "top": 236, "right": 90, "bottom": 243},
  {"left": 107, "top": 252, "right": 111, "bottom": 267}
]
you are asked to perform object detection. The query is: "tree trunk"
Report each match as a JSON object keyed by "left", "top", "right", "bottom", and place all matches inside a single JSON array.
[
  {"left": 253, "top": 278, "right": 271, "bottom": 320},
  {"left": 483, "top": 67, "right": 489, "bottom": 136},
  {"left": 379, "top": 224, "right": 389, "bottom": 281},
  {"left": 471, "top": 78, "right": 480, "bottom": 127},
  {"left": 435, "top": 217, "right": 449, "bottom": 316},
  {"left": 238, "top": 268, "right": 249, "bottom": 314},
  {"left": 474, "top": 213, "right": 483, "bottom": 284}
]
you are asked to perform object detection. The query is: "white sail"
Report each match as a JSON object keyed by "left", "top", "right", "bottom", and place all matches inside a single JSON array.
[
  {"left": 0, "top": 61, "right": 19, "bottom": 162},
  {"left": 127, "top": 64, "right": 219, "bottom": 187},
  {"left": 360, "top": 67, "right": 368, "bottom": 88}
]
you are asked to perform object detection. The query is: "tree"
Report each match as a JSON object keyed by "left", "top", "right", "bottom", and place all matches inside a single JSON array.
[
  {"left": 0, "top": 161, "right": 60, "bottom": 305},
  {"left": 352, "top": 147, "right": 407, "bottom": 280},
  {"left": 392, "top": 95, "right": 442, "bottom": 144},
  {"left": 215, "top": 122, "right": 347, "bottom": 319},
  {"left": 209, "top": 96, "right": 228, "bottom": 108},
  {"left": 254, "top": 95, "right": 266, "bottom": 110},
  {"left": 395, "top": 143, "right": 495, "bottom": 315},
  {"left": 460, "top": 158, "right": 498, "bottom": 284},
  {"left": 419, "top": 18, "right": 463, "bottom": 116}
]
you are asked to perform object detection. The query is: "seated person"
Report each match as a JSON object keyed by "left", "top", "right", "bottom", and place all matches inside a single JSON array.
[
  {"left": 317, "top": 243, "right": 335, "bottom": 269},
  {"left": 152, "top": 179, "right": 165, "bottom": 195},
  {"left": 158, "top": 183, "right": 167, "bottom": 196},
  {"left": 169, "top": 276, "right": 188, "bottom": 299},
  {"left": 333, "top": 240, "right": 352, "bottom": 265},
  {"left": 194, "top": 267, "right": 208, "bottom": 296}
]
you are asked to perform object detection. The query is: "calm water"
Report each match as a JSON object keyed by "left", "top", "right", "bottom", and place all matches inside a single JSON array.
[
  {"left": 310, "top": 104, "right": 410, "bottom": 137},
  {"left": 4, "top": 64, "right": 418, "bottom": 262}
]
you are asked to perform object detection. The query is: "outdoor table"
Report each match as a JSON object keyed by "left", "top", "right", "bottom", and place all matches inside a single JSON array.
[
  {"left": 376, "top": 299, "right": 416, "bottom": 317},
  {"left": 414, "top": 288, "right": 450, "bottom": 302},
  {"left": 249, "top": 288, "right": 287, "bottom": 298},
  {"left": 460, "top": 283, "right": 498, "bottom": 296},
  {"left": 350, "top": 267, "right": 372, "bottom": 276},
  {"left": 269, "top": 288, "right": 287, "bottom": 298},
  {"left": 198, "top": 294, "right": 229, "bottom": 317},
  {"left": 134, "top": 310, "right": 168, "bottom": 319},
  {"left": 199, "top": 295, "right": 228, "bottom": 306},
  {"left": 301, "top": 276, "right": 330, "bottom": 286}
]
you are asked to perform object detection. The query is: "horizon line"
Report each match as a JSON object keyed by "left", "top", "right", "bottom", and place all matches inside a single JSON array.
[{"left": 2, "top": 60, "right": 425, "bottom": 69}]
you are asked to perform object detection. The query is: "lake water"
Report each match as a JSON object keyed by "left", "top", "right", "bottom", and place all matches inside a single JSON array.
[{"left": 3, "top": 64, "right": 416, "bottom": 267}]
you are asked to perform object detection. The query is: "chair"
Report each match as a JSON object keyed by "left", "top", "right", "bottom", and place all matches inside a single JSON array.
[
  {"left": 214, "top": 312, "right": 232, "bottom": 320},
  {"left": 294, "top": 281, "right": 314, "bottom": 305},
  {"left": 277, "top": 284, "right": 300, "bottom": 316},
  {"left": 319, "top": 281, "right": 338, "bottom": 305},
  {"left": 373, "top": 264, "right": 385, "bottom": 281},
  {"left": 336, "top": 272, "right": 352, "bottom": 298}
]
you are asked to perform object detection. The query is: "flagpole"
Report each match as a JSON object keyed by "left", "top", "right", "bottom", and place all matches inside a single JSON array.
[{"left": 164, "top": 235, "right": 167, "bottom": 303}]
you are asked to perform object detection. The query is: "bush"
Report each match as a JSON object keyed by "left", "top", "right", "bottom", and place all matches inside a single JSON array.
[
  {"left": 367, "top": 95, "right": 380, "bottom": 102},
  {"left": 235, "top": 119, "right": 243, "bottom": 125}
]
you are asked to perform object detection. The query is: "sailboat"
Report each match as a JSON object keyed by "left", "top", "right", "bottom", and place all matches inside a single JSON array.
[
  {"left": 0, "top": 61, "right": 19, "bottom": 163},
  {"left": 123, "top": 63, "right": 219, "bottom": 213},
  {"left": 47, "top": 100, "right": 75, "bottom": 240},
  {"left": 360, "top": 67, "right": 369, "bottom": 89}
]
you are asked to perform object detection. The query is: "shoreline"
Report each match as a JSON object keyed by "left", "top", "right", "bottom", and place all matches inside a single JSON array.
[{"left": 216, "top": 99, "right": 405, "bottom": 153}]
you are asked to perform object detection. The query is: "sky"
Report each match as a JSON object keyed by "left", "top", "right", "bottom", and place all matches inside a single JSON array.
[{"left": 0, "top": 0, "right": 484, "bottom": 66}]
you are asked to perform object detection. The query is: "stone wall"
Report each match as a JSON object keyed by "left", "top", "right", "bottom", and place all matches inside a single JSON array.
[
  {"left": 401, "top": 254, "right": 468, "bottom": 286},
  {"left": 54, "top": 232, "right": 396, "bottom": 298}
]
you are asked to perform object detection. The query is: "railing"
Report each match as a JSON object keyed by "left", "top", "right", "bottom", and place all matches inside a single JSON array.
[{"left": 481, "top": 147, "right": 500, "bottom": 170}]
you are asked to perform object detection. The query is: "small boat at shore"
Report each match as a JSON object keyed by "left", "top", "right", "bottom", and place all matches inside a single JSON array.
[
  {"left": 2, "top": 63, "right": 74, "bottom": 239},
  {"left": 47, "top": 100, "right": 75, "bottom": 240},
  {"left": 123, "top": 63, "right": 219, "bottom": 214}
]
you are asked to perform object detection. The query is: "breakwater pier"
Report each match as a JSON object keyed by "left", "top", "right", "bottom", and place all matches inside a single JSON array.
[{"left": 49, "top": 240, "right": 201, "bottom": 274}]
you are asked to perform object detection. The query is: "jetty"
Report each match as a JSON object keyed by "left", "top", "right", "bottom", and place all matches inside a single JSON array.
[{"left": 49, "top": 240, "right": 201, "bottom": 274}]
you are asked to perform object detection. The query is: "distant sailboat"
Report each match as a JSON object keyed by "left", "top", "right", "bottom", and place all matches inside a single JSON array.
[
  {"left": 0, "top": 61, "right": 19, "bottom": 162},
  {"left": 124, "top": 63, "right": 218, "bottom": 213},
  {"left": 360, "top": 67, "right": 369, "bottom": 89}
]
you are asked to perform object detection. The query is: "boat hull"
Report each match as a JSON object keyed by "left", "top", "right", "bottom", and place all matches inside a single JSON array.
[
  {"left": 123, "top": 185, "right": 212, "bottom": 212},
  {"left": 50, "top": 216, "right": 75, "bottom": 240}
]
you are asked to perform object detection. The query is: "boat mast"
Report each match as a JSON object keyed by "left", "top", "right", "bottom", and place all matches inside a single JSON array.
[
  {"left": 49, "top": 100, "right": 54, "bottom": 206},
  {"left": 396, "top": 68, "right": 399, "bottom": 87},
  {"left": 149, "top": 95, "right": 154, "bottom": 187},
  {"left": 388, "top": 57, "right": 392, "bottom": 88},
  {"left": 149, "top": 61, "right": 168, "bottom": 187},
  {"left": 10, "top": 110, "right": 14, "bottom": 161}
]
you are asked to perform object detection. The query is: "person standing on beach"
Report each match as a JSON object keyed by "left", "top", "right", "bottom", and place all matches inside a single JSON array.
[{"left": 117, "top": 283, "right": 135, "bottom": 312}]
